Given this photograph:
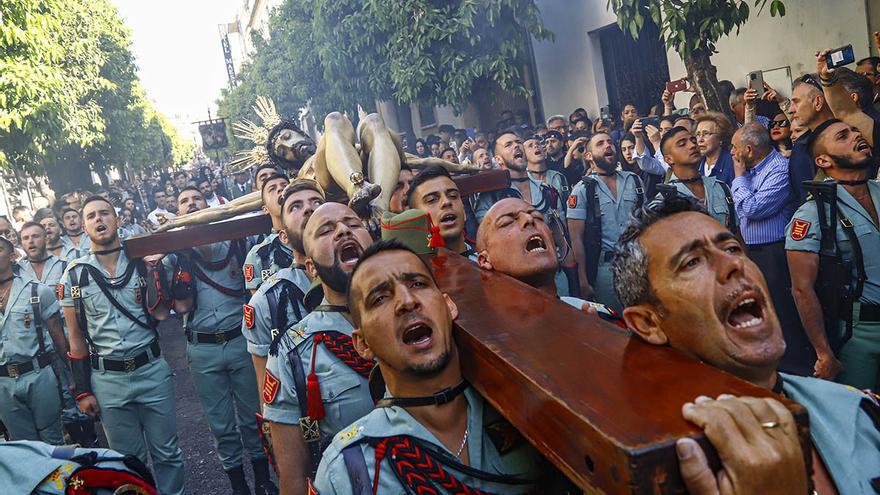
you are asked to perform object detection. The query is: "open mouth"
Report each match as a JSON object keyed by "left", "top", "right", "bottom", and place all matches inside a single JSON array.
[
  {"left": 95, "top": 225, "right": 108, "bottom": 233},
  {"left": 724, "top": 294, "right": 765, "bottom": 330},
  {"left": 513, "top": 149, "right": 524, "bottom": 160},
  {"left": 856, "top": 140, "right": 871, "bottom": 153},
  {"left": 440, "top": 212, "right": 457, "bottom": 225},
  {"left": 402, "top": 322, "right": 433, "bottom": 346},
  {"left": 525, "top": 234, "right": 547, "bottom": 253},
  {"left": 336, "top": 240, "right": 362, "bottom": 266},
  {"left": 187, "top": 205, "right": 200, "bottom": 214}
]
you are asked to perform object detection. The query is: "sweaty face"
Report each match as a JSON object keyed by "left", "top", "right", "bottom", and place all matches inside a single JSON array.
[
  {"left": 410, "top": 176, "right": 466, "bottom": 244},
  {"left": 664, "top": 130, "right": 701, "bottom": 168},
  {"left": 62, "top": 211, "right": 83, "bottom": 233},
  {"left": 39, "top": 218, "right": 62, "bottom": 244},
  {"left": 478, "top": 199, "right": 557, "bottom": 284},
  {"left": 281, "top": 189, "right": 325, "bottom": 254},
  {"left": 639, "top": 212, "right": 784, "bottom": 375},
  {"left": 352, "top": 250, "right": 458, "bottom": 378},
  {"left": 495, "top": 133, "right": 526, "bottom": 172},
  {"left": 261, "top": 177, "right": 289, "bottom": 218},
  {"left": 389, "top": 169, "right": 414, "bottom": 214},
  {"left": 178, "top": 190, "right": 207, "bottom": 215},
  {"left": 695, "top": 121, "right": 721, "bottom": 156},
  {"left": 20, "top": 226, "right": 46, "bottom": 260},
  {"left": 82, "top": 200, "right": 118, "bottom": 245},
  {"left": 303, "top": 203, "right": 373, "bottom": 293}
]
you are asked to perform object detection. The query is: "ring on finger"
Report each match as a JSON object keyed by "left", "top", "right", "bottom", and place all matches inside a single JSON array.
[{"left": 760, "top": 421, "right": 780, "bottom": 429}]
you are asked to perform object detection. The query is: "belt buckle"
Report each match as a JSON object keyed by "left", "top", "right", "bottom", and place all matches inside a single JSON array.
[
  {"left": 299, "top": 417, "right": 320, "bottom": 443},
  {"left": 28, "top": 296, "right": 40, "bottom": 304},
  {"left": 841, "top": 218, "right": 854, "bottom": 228},
  {"left": 124, "top": 356, "right": 136, "bottom": 372},
  {"left": 8, "top": 364, "right": 18, "bottom": 378},
  {"left": 215, "top": 332, "right": 227, "bottom": 344}
]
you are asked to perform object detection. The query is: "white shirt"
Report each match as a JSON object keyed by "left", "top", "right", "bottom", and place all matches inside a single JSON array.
[
  {"left": 205, "top": 194, "right": 227, "bottom": 208},
  {"left": 147, "top": 207, "right": 175, "bottom": 228}
]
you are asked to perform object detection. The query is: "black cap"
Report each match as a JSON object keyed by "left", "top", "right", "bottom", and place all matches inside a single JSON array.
[
  {"left": 544, "top": 130, "right": 564, "bottom": 141},
  {"left": 806, "top": 118, "right": 842, "bottom": 158}
]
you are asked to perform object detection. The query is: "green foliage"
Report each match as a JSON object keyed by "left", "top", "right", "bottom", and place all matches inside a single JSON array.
[
  {"left": 217, "top": 0, "right": 551, "bottom": 137},
  {"left": 608, "top": 0, "right": 785, "bottom": 58},
  {"left": 0, "top": 0, "right": 190, "bottom": 179}
]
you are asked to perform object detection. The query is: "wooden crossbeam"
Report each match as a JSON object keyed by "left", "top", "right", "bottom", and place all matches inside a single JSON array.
[{"left": 430, "top": 250, "right": 811, "bottom": 494}]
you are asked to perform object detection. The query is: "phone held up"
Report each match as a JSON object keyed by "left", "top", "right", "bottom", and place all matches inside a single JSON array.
[
  {"left": 826, "top": 44, "right": 855, "bottom": 69},
  {"left": 665, "top": 78, "right": 688, "bottom": 94},
  {"left": 748, "top": 70, "right": 765, "bottom": 93}
]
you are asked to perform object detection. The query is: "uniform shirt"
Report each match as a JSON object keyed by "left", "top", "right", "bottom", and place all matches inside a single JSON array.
[
  {"left": 567, "top": 170, "right": 642, "bottom": 253},
  {"left": 527, "top": 168, "right": 571, "bottom": 206},
  {"left": 474, "top": 176, "right": 567, "bottom": 226},
  {"left": 243, "top": 266, "right": 310, "bottom": 357},
  {"left": 785, "top": 180, "right": 880, "bottom": 305},
  {"left": 730, "top": 149, "right": 795, "bottom": 244},
  {"left": 261, "top": 301, "right": 374, "bottom": 440},
  {"left": 166, "top": 241, "right": 246, "bottom": 333},
  {"left": 314, "top": 387, "right": 543, "bottom": 494},
  {"left": 60, "top": 235, "right": 91, "bottom": 262},
  {"left": 664, "top": 172, "right": 738, "bottom": 230},
  {"left": 243, "top": 233, "right": 294, "bottom": 291},
  {"left": 18, "top": 255, "right": 67, "bottom": 286},
  {"left": 60, "top": 252, "right": 155, "bottom": 358},
  {"left": 0, "top": 275, "right": 59, "bottom": 364}
]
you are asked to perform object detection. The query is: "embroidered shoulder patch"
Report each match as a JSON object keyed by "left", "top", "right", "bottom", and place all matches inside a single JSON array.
[
  {"left": 790, "top": 219, "right": 811, "bottom": 241},
  {"left": 56, "top": 284, "right": 65, "bottom": 300},
  {"left": 243, "top": 304, "right": 255, "bottom": 329},
  {"left": 263, "top": 369, "right": 280, "bottom": 404},
  {"left": 244, "top": 264, "right": 254, "bottom": 282},
  {"left": 568, "top": 195, "right": 577, "bottom": 209}
]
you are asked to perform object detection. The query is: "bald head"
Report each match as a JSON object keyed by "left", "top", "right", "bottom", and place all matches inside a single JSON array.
[
  {"left": 476, "top": 198, "right": 532, "bottom": 250},
  {"left": 302, "top": 202, "right": 363, "bottom": 257},
  {"left": 476, "top": 198, "right": 558, "bottom": 285}
]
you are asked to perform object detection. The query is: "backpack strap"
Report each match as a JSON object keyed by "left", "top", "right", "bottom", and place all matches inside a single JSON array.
[
  {"left": 631, "top": 173, "right": 646, "bottom": 209},
  {"left": 580, "top": 176, "right": 602, "bottom": 286},
  {"left": 30, "top": 283, "right": 46, "bottom": 356},
  {"left": 341, "top": 444, "right": 372, "bottom": 495},
  {"left": 70, "top": 266, "right": 96, "bottom": 355},
  {"left": 267, "top": 280, "right": 307, "bottom": 357},
  {"left": 717, "top": 181, "right": 739, "bottom": 235},
  {"left": 287, "top": 343, "right": 327, "bottom": 478}
]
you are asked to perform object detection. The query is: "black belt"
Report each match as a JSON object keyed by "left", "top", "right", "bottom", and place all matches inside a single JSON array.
[
  {"left": 859, "top": 304, "right": 880, "bottom": 322},
  {"left": 91, "top": 341, "right": 161, "bottom": 372},
  {"left": 185, "top": 327, "right": 242, "bottom": 344},
  {"left": 601, "top": 251, "right": 615, "bottom": 263},
  {"left": 0, "top": 353, "right": 53, "bottom": 378}
]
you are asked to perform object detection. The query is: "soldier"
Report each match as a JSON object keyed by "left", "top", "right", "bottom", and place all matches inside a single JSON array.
[
  {"left": 567, "top": 132, "right": 646, "bottom": 311},
  {"left": 244, "top": 174, "right": 295, "bottom": 294},
  {"left": 314, "top": 240, "right": 547, "bottom": 493},
  {"left": 478, "top": 198, "right": 626, "bottom": 328},
  {"left": 0, "top": 236, "right": 67, "bottom": 444},
  {"left": 59, "top": 208, "right": 91, "bottom": 261},
  {"left": 405, "top": 166, "right": 477, "bottom": 259},
  {"left": 524, "top": 133, "right": 571, "bottom": 206},
  {"left": 38, "top": 216, "right": 65, "bottom": 258},
  {"left": 164, "top": 187, "right": 277, "bottom": 495},
  {"left": 244, "top": 179, "right": 324, "bottom": 396},
  {"left": 652, "top": 126, "right": 739, "bottom": 233},
  {"left": 18, "top": 222, "right": 97, "bottom": 447},
  {"left": 264, "top": 203, "right": 375, "bottom": 491},
  {"left": 61, "top": 196, "right": 185, "bottom": 495},
  {"left": 787, "top": 119, "right": 880, "bottom": 390}
]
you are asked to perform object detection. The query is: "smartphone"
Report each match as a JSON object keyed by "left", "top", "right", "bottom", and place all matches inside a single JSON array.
[
  {"left": 600, "top": 105, "right": 611, "bottom": 121},
  {"left": 640, "top": 117, "right": 660, "bottom": 129},
  {"left": 466, "top": 127, "right": 475, "bottom": 140},
  {"left": 826, "top": 44, "right": 855, "bottom": 69},
  {"left": 748, "top": 70, "right": 765, "bottom": 92},
  {"left": 665, "top": 78, "right": 688, "bottom": 94}
]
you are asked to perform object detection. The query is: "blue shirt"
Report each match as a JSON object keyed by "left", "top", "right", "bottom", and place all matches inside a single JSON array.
[
  {"left": 700, "top": 149, "right": 734, "bottom": 185},
  {"left": 788, "top": 131, "right": 816, "bottom": 204},
  {"left": 731, "top": 149, "right": 794, "bottom": 244}
]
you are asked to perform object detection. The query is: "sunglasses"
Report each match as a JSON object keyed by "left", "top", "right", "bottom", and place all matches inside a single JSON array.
[{"left": 769, "top": 119, "right": 790, "bottom": 129}]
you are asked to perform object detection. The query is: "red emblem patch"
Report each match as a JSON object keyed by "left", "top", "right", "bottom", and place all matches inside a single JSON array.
[
  {"left": 243, "top": 304, "right": 255, "bottom": 329},
  {"left": 56, "top": 284, "right": 64, "bottom": 300},
  {"left": 263, "top": 369, "right": 280, "bottom": 404},
  {"left": 568, "top": 195, "right": 577, "bottom": 209},
  {"left": 307, "top": 479, "right": 319, "bottom": 495},
  {"left": 244, "top": 264, "right": 254, "bottom": 282},
  {"left": 790, "top": 218, "right": 811, "bottom": 241},
  {"left": 133, "top": 287, "right": 142, "bottom": 305}
]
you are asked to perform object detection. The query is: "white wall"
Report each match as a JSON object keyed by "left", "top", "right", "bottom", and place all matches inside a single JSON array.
[{"left": 532, "top": 0, "right": 873, "bottom": 116}]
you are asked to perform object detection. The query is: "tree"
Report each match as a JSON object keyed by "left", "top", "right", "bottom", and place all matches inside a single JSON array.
[{"left": 609, "top": 0, "right": 785, "bottom": 120}]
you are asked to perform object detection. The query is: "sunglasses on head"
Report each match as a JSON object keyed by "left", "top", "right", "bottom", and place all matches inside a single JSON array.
[{"left": 769, "top": 119, "right": 790, "bottom": 128}]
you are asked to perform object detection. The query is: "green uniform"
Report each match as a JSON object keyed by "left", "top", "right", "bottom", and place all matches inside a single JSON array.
[
  {"left": 314, "top": 387, "right": 545, "bottom": 494},
  {"left": 243, "top": 233, "right": 294, "bottom": 291},
  {"left": 166, "top": 241, "right": 265, "bottom": 471},
  {"left": 567, "top": 170, "right": 643, "bottom": 312},
  {"left": 18, "top": 256, "right": 90, "bottom": 428},
  {"left": 785, "top": 180, "right": 880, "bottom": 390},
  {"left": 262, "top": 301, "right": 374, "bottom": 474},
  {"left": 0, "top": 275, "right": 63, "bottom": 444},
  {"left": 59, "top": 235, "right": 90, "bottom": 262},
  {"left": 243, "top": 265, "right": 310, "bottom": 358},
  {"left": 0, "top": 440, "right": 156, "bottom": 494},
  {"left": 60, "top": 252, "right": 185, "bottom": 495},
  {"left": 664, "top": 172, "right": 738, "bottom": 231},
  {"left": 779, "top": 373, "right": 880, "bottom": 493}
]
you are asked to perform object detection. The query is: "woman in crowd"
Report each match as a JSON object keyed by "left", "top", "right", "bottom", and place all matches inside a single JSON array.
[{"left": 769, "top": 112, "right": 794, "bottom": 157}]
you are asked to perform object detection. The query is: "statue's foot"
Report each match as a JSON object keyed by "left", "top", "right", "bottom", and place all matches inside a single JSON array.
[{"left": 348, "top": 181, "right": 381, "bottom": 217}]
